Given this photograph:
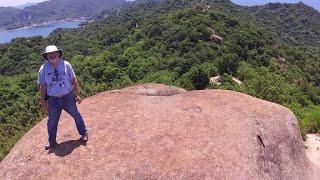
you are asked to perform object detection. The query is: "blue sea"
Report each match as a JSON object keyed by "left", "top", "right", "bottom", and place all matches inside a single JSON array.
[{"left": 0, "top": 20, "right": 85, "bottom": 44}]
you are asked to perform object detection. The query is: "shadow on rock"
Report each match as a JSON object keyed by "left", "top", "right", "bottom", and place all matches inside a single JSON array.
[{"left": 48, "top": 140, "right": 86, "bottom": 157}]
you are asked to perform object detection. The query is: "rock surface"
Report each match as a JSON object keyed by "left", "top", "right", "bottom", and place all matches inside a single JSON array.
[
  {"left": 305, "top": 134, "right": 320, "bottom": 167},
  {"left": 0, "top": 83, "right": 319, "bottom": 179}
]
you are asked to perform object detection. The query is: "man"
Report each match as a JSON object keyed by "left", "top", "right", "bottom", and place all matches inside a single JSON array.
[{"left": 38, "top": 45, "right": 88, "bottom": 150}]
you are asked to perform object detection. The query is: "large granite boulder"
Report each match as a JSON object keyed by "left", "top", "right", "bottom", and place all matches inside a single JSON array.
[{"left": 0, "top": 83, "right": 319, "bottom": 179}]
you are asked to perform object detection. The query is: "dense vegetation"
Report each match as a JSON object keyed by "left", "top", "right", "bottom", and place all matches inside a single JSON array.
[
  {"left": 0, "top": 0, "right": 320, "bottom": 161},
  {"left": 0, "top": 0, "right": 126, "bottom": 30}
]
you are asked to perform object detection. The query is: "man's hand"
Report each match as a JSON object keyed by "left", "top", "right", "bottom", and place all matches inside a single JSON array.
[
  {"left": 72, "top": 77, "right": 82, "bottom": 104},
  {"left": 76, "top": 95, "right": 82, "bottom": 104},
  {"left": 40, "top": 99, "right": 48, "bottom": 112}
]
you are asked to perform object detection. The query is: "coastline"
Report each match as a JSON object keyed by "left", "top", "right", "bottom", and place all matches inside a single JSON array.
[
  {"left": 0, "top": 17, "right": 88, "bottom": 43},
  {"left": 0, "top": 17, "right": 88, "bottom": 32}
]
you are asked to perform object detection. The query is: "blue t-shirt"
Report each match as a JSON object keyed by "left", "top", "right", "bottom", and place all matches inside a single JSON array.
[{"left": 37, "top": 59, "right": 76, "bottom": 97}]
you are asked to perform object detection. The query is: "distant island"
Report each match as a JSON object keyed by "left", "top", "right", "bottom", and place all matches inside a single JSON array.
[{"left": 0, "top": 0, "right": 126, "bottom": 30}]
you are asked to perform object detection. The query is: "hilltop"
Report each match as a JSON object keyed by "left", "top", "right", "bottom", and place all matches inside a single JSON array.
[{"left": 0, "top": 84, "right": 319, "bottom": 179}]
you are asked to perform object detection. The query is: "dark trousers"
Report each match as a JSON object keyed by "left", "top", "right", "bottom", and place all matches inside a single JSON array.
[{"left": 47, "top": 91, "right": 87, "bottom": 143}]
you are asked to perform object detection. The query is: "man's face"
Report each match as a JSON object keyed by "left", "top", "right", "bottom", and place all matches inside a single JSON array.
[{"left": 47, "top": 51, "right": 60, "bottom": 63}]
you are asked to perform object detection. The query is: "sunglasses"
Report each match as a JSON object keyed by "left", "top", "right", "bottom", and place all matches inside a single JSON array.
[{"left": 47, "top": 52, "right": 59, "bottom": 60}]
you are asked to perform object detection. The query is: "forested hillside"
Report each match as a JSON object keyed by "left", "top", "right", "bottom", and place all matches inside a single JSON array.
[
  {"left": 247, "top": 2, "right": 320, "bottom": 47},
  {"left": 200, "top": 1, "right": 320, "bottom": 50},
  {"left": 0, "top": 7, "right": 20, "bottom": 28},
  {"left": 0, "top": 0, "right": 319, "bottom": 161}
]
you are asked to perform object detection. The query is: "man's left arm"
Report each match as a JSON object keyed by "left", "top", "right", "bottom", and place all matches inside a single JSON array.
[
  {"left": 67, "top": 62, "right": 82, "bottom": 104},
  {"left": 72, "top": 76, "right": 82, "bottom": 104}
]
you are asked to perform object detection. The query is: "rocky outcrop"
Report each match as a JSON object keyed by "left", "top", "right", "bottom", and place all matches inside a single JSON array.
[
  {"left": 272, "top": 56, "right": 286, "bottom": 63},
  {"left": 208, "top": 27, "right": 223, "bottom": 42},
  {"left": 0, "top": 83, "right": 319, "bottom": 179},
  {"left": 195, "top": 2, "right": 210, "bottom": 13}
]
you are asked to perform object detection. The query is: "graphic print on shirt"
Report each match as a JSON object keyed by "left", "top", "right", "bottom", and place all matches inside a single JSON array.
[{"left": 48, "top": 69, "right": 67, "bottom": 89}]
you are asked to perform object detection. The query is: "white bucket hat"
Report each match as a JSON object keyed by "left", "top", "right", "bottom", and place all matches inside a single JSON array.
[{"left": 42, "top": 45, "right": 63, "bottom": 60}]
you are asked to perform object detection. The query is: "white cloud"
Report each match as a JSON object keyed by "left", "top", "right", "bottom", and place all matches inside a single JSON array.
[{"left": 0, "top": 0, "right": 46, "bottom": 7}]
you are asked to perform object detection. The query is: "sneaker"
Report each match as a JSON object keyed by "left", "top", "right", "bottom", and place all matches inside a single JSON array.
[
  {"left": 80, "top": 131, "right": 88, "bottom": 143},
  {"left": 45, "top": 141, "right": 57, "bottom": 150}
]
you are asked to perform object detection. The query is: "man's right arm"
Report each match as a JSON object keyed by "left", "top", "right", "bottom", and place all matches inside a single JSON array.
[
  {"left": 39, "top": 84, "right": 48, "bottom": 112},
  {"left": 37, "top": 66, "right": 47, "bottom": 112}
]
